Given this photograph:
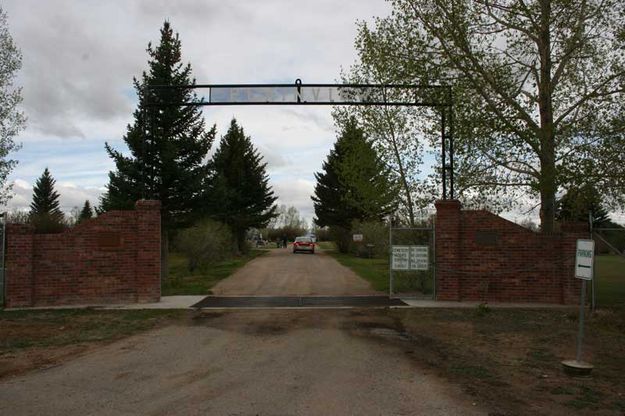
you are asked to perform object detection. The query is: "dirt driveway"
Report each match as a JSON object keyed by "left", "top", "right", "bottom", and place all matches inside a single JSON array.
[
  {"left": 211, "top": 247, "right": 379, "bottom": 296},
  {"left": 0, "top": 309, "right": 486, "bottom": 416}
]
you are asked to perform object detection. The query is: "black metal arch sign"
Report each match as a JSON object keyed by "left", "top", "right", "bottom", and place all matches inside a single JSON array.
[{"left": 149, "top": 80, "right": 455, "bottom": 199}]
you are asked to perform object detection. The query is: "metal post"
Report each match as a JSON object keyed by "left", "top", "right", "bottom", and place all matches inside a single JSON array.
[
  {"left": 0, "top": 213, "right": 5, "bottom": 307},
  {"left": 576, "top": 279, "right": 587, "bottom": 362},
  {"left": 448, "top": 103, "right": 454, "bottom": 199},
  {"left": 589, "top": 212, "right": 596, "bottom": 312},
  {"left": 432, "top": 215, "right": 436, "bottom": 301},
  {"left": 389, "top": 224, "right": 393, "bottom": 297},
  {"left": 441, "top": 111, "right": 447, "bottom": 199},
  {"left": 295, "top": 78, "right": 302, "bottom": 103},
  {"left": 141, "top": 94, "right": 147, "bottom": 200}
]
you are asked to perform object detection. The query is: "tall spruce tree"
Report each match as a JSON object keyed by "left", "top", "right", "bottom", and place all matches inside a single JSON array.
[
  {"left": 312, "top": 118, "right": 397, "bottom": 250},
  {"left": 205, "top": 119, "right": 277, "bottom": 252},
  {"left": 30, "top": 168, "right": 64, "bottom": 232},
  {"left": 78, "top": 200, "right": 93, "bottom": 223},
  {"left": 101, "top": 22, "right": 216, "bottom": 277},
  {"left": 557, "top": 184, "right": 611, "bottom": 228}
]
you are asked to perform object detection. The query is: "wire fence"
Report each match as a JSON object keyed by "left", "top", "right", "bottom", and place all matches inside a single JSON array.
[{"left": 389, "top": 226, "right": 435, "bottom": 299}]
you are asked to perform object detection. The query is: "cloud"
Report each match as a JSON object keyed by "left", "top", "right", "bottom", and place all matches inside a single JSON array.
[
  {"left": 2, "top": 0, "right": 391, "bottom": 222},
  {"left": 271, "top": 178, "right": 316, "bottom": 223},
  {"left": 5, "top": 0, "right": 389, "bottom": 140},
  {"left": 7, "top": 178, "right": 104, "bottom": 213}
]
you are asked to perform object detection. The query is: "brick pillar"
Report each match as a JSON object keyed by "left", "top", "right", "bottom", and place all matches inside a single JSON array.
[
  {"left": 135, "top": 200, "right": 161, "bottom": 303},
  {"left": 435, "top": 200, "right": 462, "bottom": 301},
  {"left": 5, "top": 224, "right": 35, "bottom": 308}
]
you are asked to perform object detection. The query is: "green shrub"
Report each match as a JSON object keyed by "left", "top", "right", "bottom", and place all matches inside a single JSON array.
[
  {"left": 174, "top": 220, "right": 237, "bottom": 271},
  {"left": 349, "top": 220, "right": 389, "bottom": 258},
  {"left": 330, "top": 226, "right": 352, "bottom": 253},
  {"left": 29, "top": 213, "right": 66, "bottom": 234},
  {"left": 264, "top": 226, "right": 307, "bottom": 243},
  {"left": 475, "top": 302, "right": 491, "bottom": 317}
]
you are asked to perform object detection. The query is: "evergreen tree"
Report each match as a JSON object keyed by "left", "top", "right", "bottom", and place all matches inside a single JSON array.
[
  {"left": 101, "top": 21, "right": 216, "bottom": 277},
  {"left": 557, "top": 184, "right": 611, "bottom": 228},
  {"left": 102, "top": 21, "right": 215, "bottom": 223},
  {"left": 78, "top": 200, "right": 93, "bottom": 223},
  {"left": 205, "top": 119, "right": 277, "bottom": 252},
  {"left": 312, "top": 118, "right": 397, "bottom": 231},
  {"left": 29, "top": 168, "right": 64, "bottom": 232}
]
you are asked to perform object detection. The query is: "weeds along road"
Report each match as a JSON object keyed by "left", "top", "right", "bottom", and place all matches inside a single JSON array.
[
  {"left": 0, "top": 309, "right": 486, "bottom": 416},
  {"left": 211, "top": 246, "right": 380, "bottom": 296}
]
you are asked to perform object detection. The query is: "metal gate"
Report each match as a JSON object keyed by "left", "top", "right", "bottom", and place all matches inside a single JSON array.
[
  {"left": 0, "top": 213, "right": 6, "bottom": 307},
  {"left": 389, "top": 224, "right": 435, "bottom": 299}
]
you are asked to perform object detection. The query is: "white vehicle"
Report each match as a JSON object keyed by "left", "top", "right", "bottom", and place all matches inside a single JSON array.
[{"left": 308, "top": 233, "right": 317, "bottom": 243}]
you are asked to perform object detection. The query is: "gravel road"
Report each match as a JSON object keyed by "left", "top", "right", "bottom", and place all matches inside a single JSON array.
[
  {"left": 211, "top": 247, "right": 380, "bottom": 296},
  {"left": 0, "top": 309, "right": 486, "bottom": 416}
]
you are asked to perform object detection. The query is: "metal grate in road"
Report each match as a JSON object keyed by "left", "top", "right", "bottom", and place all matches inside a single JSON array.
[{"left": 191, "top": 296, "right": 407, "bottom": 308}]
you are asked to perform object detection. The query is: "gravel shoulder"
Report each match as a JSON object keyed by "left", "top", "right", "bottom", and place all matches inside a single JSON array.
[{"left": 211, "top": 247, "right": 381, "bottom": 296}]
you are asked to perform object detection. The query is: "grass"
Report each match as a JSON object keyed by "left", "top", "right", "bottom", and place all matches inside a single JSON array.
[
  {"left": 595, "top": 254, "right": 625, "bottom": 308},
  {"left": 326, "top": 250, "right": 390, "bottom": 292},
  {"left": 0, "top": 309, "right": 184, "bottom": 352},
  {"left": 0, "top": 308, "right": 186, "bottom": 379},
  {"left": 315, "top": 241, "right": 336, "bottom": 250},
  {"left": 162, "top": 249, "right": 268, "bottom": 296},
  {"left": 324, "top": 246, "right": 433, "bottom": 295},
  {"left": 389, "top": 307, "right": 625, "bottom": 415}
]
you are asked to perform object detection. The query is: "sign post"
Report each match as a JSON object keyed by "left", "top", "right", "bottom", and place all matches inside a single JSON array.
[{"left": 562, "top": 239, "right": 595, "bottom": 376}]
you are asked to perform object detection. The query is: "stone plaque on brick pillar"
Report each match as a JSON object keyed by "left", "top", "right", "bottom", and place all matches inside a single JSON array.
[{"left": 97, "top": 232, "right": 122, "bottom": 249}]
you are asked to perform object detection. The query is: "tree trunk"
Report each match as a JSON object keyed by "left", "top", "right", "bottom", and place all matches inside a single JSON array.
[
  {"left": 538, "top": 0, "right": 556, "bottom": 233},
  {"left": 236, "top": 229, "right": 247, "bottom": 254},
  {"left": 539, "top": 152, "right": 557, "bottom": 233}
]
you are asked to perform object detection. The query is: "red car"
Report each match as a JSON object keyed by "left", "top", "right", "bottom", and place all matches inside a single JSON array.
[{"left": 293, "top": 236, "right": 315, "bottom": 254}]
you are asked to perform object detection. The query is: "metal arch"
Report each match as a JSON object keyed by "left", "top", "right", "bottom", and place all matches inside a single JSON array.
[{"left": 144, "top": 79, "right": 455, "bottom": 199}]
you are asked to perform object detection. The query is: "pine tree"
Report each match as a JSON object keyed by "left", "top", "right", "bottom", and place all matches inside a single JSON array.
[
  {"left": 78, "top": 200, "right": 93, "bottom": 223},
  {"left": 312, "top": 118, "right": 397, "bottom": 231},
  {"left": 102, "top": 21, "right": 215, "bottom": 222},
  {"left": 557, "top": 184, "right": 611, "bottom": 228},
  {"left": 101, "top": 21, "right": 216, "bottom": 277},
  {"left": 205, "top": 119, "right": 277, "bottom": 252},
  {"left": 29, "top": 168, "right": 64, "bottom": 232}
]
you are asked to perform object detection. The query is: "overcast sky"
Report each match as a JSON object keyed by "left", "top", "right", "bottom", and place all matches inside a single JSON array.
[
  {"left": 3, "top": 0, "right": 392, "bottom": 223},
  {"left": 4, "top": 1, "right": 623, "bottom": 226}
]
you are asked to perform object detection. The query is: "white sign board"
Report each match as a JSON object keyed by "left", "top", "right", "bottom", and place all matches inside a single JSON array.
[
  {"left": 410, "top": 246, "right": 430, "bottom": 270},
  {"left": 353, "top": 234, "right": 364, "bottom": 242},
  {"left": 391, "top": 246, "right": 410, "bottom": 270},
  {"left": 575, "top": 239, "right": 595, "bottom": 280},
  {"left": 392, "top": 245, "right": 429, "bottom": 271}
]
